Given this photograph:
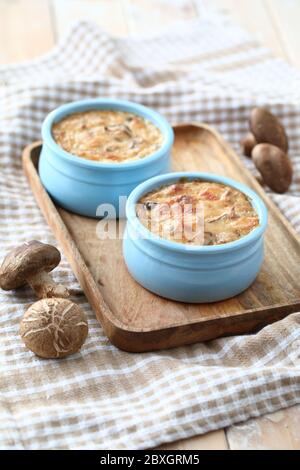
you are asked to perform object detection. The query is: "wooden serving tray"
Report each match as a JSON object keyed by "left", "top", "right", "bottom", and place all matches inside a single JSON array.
[{"left": 22, "top": 124, "right": 300, "bottom": 352}]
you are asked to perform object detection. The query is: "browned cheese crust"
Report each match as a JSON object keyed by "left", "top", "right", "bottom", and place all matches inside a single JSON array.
[
  {"left": 137, "top": 180, "right": 259, "bottom": 246},
  {"left": 52, "top": 110, "right": 163, "bottom": 163}
]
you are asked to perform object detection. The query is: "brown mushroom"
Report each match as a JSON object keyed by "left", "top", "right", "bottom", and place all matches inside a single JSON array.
[
  {"left": 240, "top": 132, "right": 257, "bottom": 157},
  {"left": 250, "top": 107, "right": 288, "bottom": 152},
  {"left": 20, "top": 298, "right": 88, "bottom": 358},
  {"left": 255, "top": 174, "right": 265, "bottom": 186},
  {"left": 252, "top": 143, "right": 293, "bottom": 194},
  {"left": 0, "top": 240, "right": 69, "bottom": 298}
]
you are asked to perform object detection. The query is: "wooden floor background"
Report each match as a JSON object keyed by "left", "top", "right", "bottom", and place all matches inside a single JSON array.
[{"left": 1, "top": 0, "right": 300, "bottom": 450}]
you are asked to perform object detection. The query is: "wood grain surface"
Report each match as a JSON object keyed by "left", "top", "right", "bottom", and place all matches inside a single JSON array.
[{"left": 2, "top": 0, "right": 300, "bottom": 451}]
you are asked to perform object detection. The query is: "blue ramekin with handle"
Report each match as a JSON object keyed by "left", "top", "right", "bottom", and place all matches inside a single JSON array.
[
  {"left": 39, "top": 99, "right": 174, "bottom": 218},
  {"left": 123, "top": 172, "right": 268, "bottom": 303}
]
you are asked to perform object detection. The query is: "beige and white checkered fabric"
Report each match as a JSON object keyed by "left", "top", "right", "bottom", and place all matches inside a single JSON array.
[{"left": 1, "top": 12, "right": 300, "bottom": 450}]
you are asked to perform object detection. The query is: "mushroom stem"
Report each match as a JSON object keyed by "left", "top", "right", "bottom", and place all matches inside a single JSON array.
[{"left": 27, "top": 271, "right": 69, "bottom": 299}]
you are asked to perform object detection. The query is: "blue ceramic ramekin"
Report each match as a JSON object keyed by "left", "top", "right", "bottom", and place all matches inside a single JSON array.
[
  {"left": 39, "top": 99, "right": 174, "bottom": 217},
  {"left": 123, "top": 172, "right": 268, "bottom": 303}
]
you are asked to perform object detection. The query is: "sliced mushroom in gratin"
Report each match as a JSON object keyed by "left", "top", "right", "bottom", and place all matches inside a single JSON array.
[
  {"left": 52, "top": 110, "right": 163, "bottom": 163},
  {"left": 136, "top": 180, "right": 260, "bottom": 245}
]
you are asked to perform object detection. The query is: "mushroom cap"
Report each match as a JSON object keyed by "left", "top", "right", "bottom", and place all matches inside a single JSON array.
[
  {"left": 252, "top": 143, "right": 293, "bottom": 194},
  {"left": 0, "top": 240, "right": 61, "bottom": 290},
  {"left": 20, "top": 298, "right": 88, "bottom": 359},
  {"left": 250, "top": 107, "right": 288, "bottom": 153},
  {"left": 240, "top": 132, "right": 257, "bottom": 158}
]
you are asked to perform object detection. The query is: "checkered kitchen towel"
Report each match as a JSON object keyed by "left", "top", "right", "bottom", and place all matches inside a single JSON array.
[{"left": 1, "top": 8, "right": 300, "bottom": 450}]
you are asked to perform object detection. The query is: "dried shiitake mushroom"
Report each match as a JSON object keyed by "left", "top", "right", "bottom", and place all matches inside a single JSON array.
[
  {"left": 250, "top": 107, "right": 288, "bottom": 152},
  {"left": 255, "top": 174, "right": 265, "bottom": 186},
  {"left": 240, "top": 132, "right": 257, "bottom": 157},
  {"left": 0, "top": 240, "right": 69, "bottom": 298},
  {"left": 252, "top": 144, "right": 293, "bottom": 194},
  {"left": 20, "top": 298, "right": 88, "bottom": 358}
]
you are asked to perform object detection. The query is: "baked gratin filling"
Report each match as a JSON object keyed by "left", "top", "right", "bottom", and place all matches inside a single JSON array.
[
  {"left": 136, "top": 180, "right": 260, "bottom": 246},
  {"left": 52, "top": 110, "right": 163, "bottom": 163}
]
